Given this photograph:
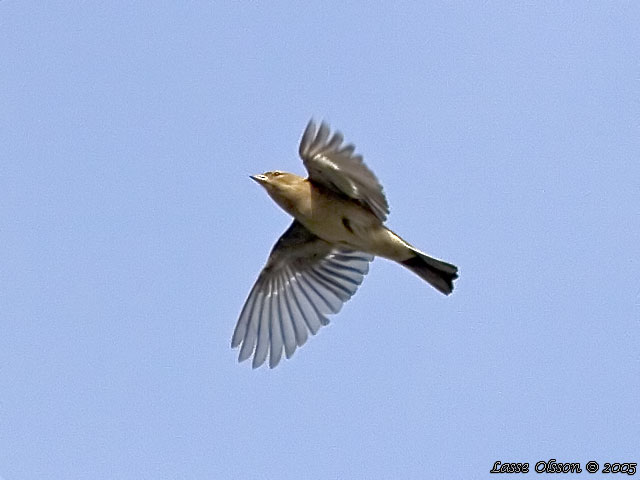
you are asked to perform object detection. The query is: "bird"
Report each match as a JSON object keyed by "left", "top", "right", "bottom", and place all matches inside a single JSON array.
[{"left": 232, "top": 120, "right": 458, "bottom": 369}]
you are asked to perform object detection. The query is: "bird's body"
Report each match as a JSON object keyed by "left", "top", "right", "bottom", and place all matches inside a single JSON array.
[
  {"left": 233, "top": 121, "right": 458, "bottom": 368},
  {"left": 255, "top": 173, "right": 414, "bottom": 262}
]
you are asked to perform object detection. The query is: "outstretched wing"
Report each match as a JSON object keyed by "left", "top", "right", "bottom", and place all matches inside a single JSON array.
[
  {"left": 299, "top": 120, "right": 389, "bottom": 221},
  {"left": 232, "top": 220, "right": 374, "bottom": 369}
]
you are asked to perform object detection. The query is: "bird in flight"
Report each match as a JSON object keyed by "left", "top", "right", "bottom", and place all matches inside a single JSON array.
[{"left": 232, "top": 120, "right": 458, "bottom": 368}]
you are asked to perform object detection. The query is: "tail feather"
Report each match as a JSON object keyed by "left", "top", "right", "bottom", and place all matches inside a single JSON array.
[{"left": 400, "top": 250, "right": 458, "bottom": 295}]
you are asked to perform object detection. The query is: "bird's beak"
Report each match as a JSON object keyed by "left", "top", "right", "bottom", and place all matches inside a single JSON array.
[{"left": 250, "top": 174, "right": 268, "bottom": 184}]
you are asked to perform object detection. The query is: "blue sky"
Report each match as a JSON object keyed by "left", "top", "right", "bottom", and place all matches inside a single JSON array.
[{"left": 1, "top": 2, "right": 639, "bottom": 479}]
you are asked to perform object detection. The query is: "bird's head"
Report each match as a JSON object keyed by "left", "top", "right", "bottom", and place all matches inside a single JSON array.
[
  {"left": 250, "top": 171, "right": 306, "bottom": 213},
  {"left": 250, "top": 171, "right": 304, "bottom": 192}
]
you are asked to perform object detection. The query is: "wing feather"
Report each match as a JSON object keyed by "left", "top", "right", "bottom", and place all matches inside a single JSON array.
[
  {"left": 287, "top": 267, "right": 324, "bottom": 335},
  {"left": 276, "top": 275, "right": 297, "bottom": 359},
  {"left": 252, "top": 279, "right": 272, "bottom": 368},
  {"left": 232, "top": 220, "right": 374, "bottom": 368},
  {"left": 282, "top": 277, "right": 308, "bottom": 348},
  {"left": 299, "top": 120, "right": 390, "bottom": 221},
  {"left": 236, "top": 280, "right": 262, "bottom": 362}
]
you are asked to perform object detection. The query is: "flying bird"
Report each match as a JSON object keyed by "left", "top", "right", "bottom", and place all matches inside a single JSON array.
[{"left": 232, "top": 120, "right": 458, "bottom": 368}]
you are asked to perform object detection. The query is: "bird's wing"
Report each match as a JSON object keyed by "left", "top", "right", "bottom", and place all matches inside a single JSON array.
[
  {"left": 299, "top": 120, "right": 390, "bottom": 221},
  {"left": 232, "top": 220, "right": 374, "bottom": 369}
]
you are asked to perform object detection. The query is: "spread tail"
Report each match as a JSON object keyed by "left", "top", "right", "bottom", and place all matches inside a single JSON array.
[{"left": 400, "top": 250, "right": 458, "bottom": 295}]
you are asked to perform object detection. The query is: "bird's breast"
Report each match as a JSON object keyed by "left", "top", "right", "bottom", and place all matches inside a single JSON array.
[{"left": 292, "top": 188, "right": 378, "bottom": 246}]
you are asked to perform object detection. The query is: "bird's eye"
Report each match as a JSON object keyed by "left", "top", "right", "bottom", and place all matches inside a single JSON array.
[{"left": 272, "top": 171, "right": 281, "bottom": 177}]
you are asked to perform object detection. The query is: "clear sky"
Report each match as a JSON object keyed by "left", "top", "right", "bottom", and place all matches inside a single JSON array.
[{"left": 1, "top": 2, "right": 639, "bottom": 479}]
